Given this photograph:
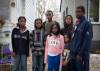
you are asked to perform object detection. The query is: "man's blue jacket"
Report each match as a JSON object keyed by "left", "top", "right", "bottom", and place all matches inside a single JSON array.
[{"left": 70, "top": 16, "right": 93, "bottom": 58}]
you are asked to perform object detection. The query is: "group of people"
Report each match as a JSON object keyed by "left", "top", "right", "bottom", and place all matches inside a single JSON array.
[{"left": 11, "top": 6, "right": 93, "bottom": 71}]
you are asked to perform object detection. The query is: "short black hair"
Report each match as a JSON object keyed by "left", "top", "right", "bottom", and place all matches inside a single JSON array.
[
  {"left": 49, "top": 22, "right": 60, "bottom": 36},
  {"left": 34, "top": 18, "right": 43, "bottom": 29},
  {"left": 76, "top": 6, "right": 85, "bottom": 14},
  {"left": 18, "top": 16, "right": 26, "bottom": 22},
  {"left": 46, "top": 10, "right": 53, "bottom": 15}
]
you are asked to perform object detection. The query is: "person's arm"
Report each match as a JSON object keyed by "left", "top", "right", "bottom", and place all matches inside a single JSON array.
[
  {"left": 26, "top": 31, "right": 30, "bottom": 57},
  {"left": 60, "top": 35, "right": 65, "bottom": 53},
  {"left": 43, "top": 22, "right": 46, "bottom": 30},
  {"left": 44, "top": 36, "right": 48, "bottom": 64},
  {"left": 11, "top": 29, "right": 16, "bottom": 53},
  {"left": 30, "top": 31, "right": 36, "bottom": 52}
]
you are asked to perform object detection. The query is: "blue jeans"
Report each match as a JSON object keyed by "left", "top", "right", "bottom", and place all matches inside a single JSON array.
[
  {"left": 13, "top": 54, "right": 27, "bottom": 71},
  {"left": 32, "top": 54, "right": 44, "bottom": 71},
  {"left": 48, "top": 55, "right": 60, "bottom": 71}
]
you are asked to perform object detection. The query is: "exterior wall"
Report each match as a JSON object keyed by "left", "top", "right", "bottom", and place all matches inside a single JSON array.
[
  {"left": 0, "top": 0, "right": 10, "bottom": 20},
  {"left": 25, "top": 0, "right": 37, "bottom": 30},
  {"left": 60, "top": 0, "right": 75, "bottom": 24},
  {"left": 60, "top": 0, "right": 100, "bottom": 48},
  {"left": 10, "top": 0, "right": 38, "bottom": 30},
  {"left": 93, "top": 24, "right": 100, "bottom": 41}
]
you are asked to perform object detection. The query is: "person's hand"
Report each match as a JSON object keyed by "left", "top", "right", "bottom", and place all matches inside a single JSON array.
[
  {"left": 76, "top": 55, "right": 82, "bottom": 62},
  {"left": 63, "top": 59, "right": 69, "bottom": 66},
  {"left": 45, "top": 64, "right": 48, "bottom": 71}
]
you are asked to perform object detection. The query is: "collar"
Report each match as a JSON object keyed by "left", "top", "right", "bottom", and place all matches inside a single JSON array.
[
  {"left": 15, "top": 26, "right": 28, "bottom": 33},
  {"left": 76, "top": 16, "right": 86, "bottom": 25}
]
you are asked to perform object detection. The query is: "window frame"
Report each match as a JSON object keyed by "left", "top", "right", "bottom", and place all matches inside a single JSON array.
[{"left": 87, "top": 0, "right": 100, "bottom": 24}]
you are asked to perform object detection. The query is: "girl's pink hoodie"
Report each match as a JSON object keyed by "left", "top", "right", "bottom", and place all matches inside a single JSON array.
[{"left": 44, "top": 34, "right": 64, "bottom": 64}]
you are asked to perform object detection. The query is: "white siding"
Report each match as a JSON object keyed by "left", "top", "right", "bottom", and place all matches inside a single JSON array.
[
  {"left": 25, "top": 0, "right": 38, "bottom": 30},
  {"left": 60, "top": 0, "right": 75, "bottom": 24}
]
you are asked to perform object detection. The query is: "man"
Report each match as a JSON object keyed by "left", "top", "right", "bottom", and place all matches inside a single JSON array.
[
  {"left": 43, "top": 10, "right": 58, "bottom": 35},
  {"left": 69, "top": 6, "right": 93, "bottom": 71}
]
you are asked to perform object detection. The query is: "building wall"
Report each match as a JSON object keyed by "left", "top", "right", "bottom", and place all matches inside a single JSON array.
[
  {"left": 10, "top": 0, "right": 38, "bottom": 30},
  {"left": 93, "top": 24, "right": 100, "bottom": 41},
  {"left": 60, "top": 0, "right": 100, "bottom": 48},
  {"left": 0, "top": 0, "right": 10, "bottom": 20},
  {"left": 60, "top": 0, "right": 76, "bottom": 24},
  {"left": 25, "top": 0, "right": 38, "bottom": 30}
]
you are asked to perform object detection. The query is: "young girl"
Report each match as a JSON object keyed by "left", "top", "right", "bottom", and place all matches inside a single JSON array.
[
  {"left": 44, "top": 22, "right": 64, "bottom": 71},
  {"left": 62, "top": 33, "right": 71, "bottom": 71},
  {"left": 12, "top": 16, "right": 29, "bottom": 71},
  {"left": 30, "top": 18, "right": 46, "bottom": 71}
]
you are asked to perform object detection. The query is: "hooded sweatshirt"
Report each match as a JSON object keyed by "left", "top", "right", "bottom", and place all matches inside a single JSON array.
[{"left": 12, "top": 27, "right": 29, "bottom": 57}]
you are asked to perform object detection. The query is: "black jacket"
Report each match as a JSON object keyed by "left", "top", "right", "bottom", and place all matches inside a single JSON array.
[{"left": 12, "top": 27, "right": 29, "bottom": 57}]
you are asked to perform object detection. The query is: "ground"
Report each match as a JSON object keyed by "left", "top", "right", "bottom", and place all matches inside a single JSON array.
[{"left": 27, "top": 54, "right": 100, "bottom": 71}]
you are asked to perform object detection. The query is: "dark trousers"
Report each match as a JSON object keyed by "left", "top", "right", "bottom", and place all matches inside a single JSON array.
[{"left": 70, "top": 52, "right": 89, "bottom": 71}]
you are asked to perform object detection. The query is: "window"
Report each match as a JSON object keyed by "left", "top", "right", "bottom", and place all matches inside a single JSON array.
[{"left": 88, "top": 0, "right": 99, "bottom": 22}]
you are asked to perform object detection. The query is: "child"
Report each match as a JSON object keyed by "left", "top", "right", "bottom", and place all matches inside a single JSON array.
[
  {"left": 43, "top": 10, "right": 58, "bottom": 35},
  {"left": 30, "top": 18, "right": 46, "bottom": 71},
  {"left": 62, "top": 33, "right": 71, "bottom": 71},
  {"left": 44, "top": 22, "right": 64, "bottom": 71},
  {"left": 12, "top": 16, "right": 29, "bottom": 71}
]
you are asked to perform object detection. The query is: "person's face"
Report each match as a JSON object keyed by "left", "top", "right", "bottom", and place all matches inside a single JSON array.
[
  {"left": 46, "top": 12, "right": 53, "bottom": 21},
  {"left": 64, "top": 35, "right": 69, "bottom": 43},
  {"left": 52, "top": 25, "right": 58, "bottom": 34},
  {"left": 65, "top": 16, "right": 72, "bottom": 25},
  {"left": 76, "top": 8, "right": 84, "bottom": 19},
  {"left": 35, "top": 20, "right": 42, "bottom": 29},
  {"left": 18, "top": 18, "right": 26, "bottom": 28}
]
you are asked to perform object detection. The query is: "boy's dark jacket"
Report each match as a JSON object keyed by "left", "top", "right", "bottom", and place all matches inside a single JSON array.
[
  {"left": 12, "top": 27, "right": 29, "bottom": 57},
  {"left": 70, "top": 16, "right": 93, "bottom": 58}
]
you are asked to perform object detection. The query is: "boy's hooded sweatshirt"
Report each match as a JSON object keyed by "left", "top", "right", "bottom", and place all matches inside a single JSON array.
[
  {"left": 44, "top": 34, "right": 64, "bottom": 63},
  {"left": 12, "top": 27, "right": 29, "bottom": 57}
]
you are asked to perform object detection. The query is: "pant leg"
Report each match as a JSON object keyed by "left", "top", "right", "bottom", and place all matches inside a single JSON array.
[
  {"left": 76, "top": 60, "right": 83, "bottom": 71},
  {"left": 83, "top": 52, "right": 89, "bottom": 71},
  {"left": 13, "top": 55, "right": 21, "bottom": 71},
  {"left": 20, "top": 55, "right": 27, "bottom": 71},
  {"left": 48, "top": 55, "right": 53, "bottom": 71},
  {"left": 70, "top": 59, "right": 77, "bottom": 71},
  {"left": 69, "top": 53, "right": 78, "bottom": 71},
  {"left": 38, "top": 55, "right": 44, "bottom": 71},
  {"left": 32, "top": 54, "right": 38, "bottom": 71},
  {"left": 53, "top": 55, "right": 60, "bottom": 71}
]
